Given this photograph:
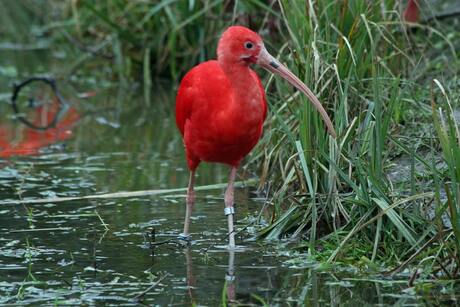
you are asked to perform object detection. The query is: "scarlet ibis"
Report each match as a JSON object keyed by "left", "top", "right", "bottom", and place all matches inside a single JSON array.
[{"left": 175, "top": 26, "right": 336, "bottom": 247}]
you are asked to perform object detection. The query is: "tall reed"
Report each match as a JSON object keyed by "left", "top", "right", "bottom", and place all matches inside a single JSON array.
[{"left": 255, "top": 0, "right": 455, "bottom": 269}]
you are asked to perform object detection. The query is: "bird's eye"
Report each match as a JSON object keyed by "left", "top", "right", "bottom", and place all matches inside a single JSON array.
[{"left": 244, "top": 41, "right": 254, "bottom": 49}]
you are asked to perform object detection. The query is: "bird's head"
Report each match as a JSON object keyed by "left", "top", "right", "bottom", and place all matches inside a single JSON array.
[
  {"left": 217, "top": 26, "right": 336, "bottom": 138},
  {"left": 217, "top": 26, "right": 263, "bottom": 65}
]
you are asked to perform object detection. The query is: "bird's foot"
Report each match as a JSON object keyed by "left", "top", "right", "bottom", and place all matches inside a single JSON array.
[{"left": 177, "top": 233, "right": 192, "bottom": 245}]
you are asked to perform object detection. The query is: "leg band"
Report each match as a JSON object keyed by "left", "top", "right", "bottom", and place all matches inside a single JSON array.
[{"left": 224, "top": 207, "right": 235, "bottom": 216}]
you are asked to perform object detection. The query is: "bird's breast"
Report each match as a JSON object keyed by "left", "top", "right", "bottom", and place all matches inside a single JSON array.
[
  {"left": 180, "top": 62, "right": 267, "bottom": 165},
  {"left": 217, "top": 88, "right": 264, "bottom": 141}
]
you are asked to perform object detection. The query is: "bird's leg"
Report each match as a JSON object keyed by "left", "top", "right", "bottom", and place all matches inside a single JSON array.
[
  {"left": 224, "top": 166, "right": 237, "bottom": 248},
  {"left": 180, "top": 171, "right": 195, "bottom": 242}
]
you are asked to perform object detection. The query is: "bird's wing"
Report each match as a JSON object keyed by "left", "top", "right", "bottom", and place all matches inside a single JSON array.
[
  {"left": 175, "top": 61, "right": 229, "bottom": 136},
  {"left": 175, "top": 67, "right": 198, "bottom": 136},
  {"left": 176, "top": 61, "right": 267, "bottom": 137}
]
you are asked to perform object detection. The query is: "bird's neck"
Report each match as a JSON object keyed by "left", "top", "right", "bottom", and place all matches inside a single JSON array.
[
  {"left": 218, "top": 60, "right": 264, "bottom": 125},
  {"left": 219, "top": 61, "right": 260, "bottom": 102}
]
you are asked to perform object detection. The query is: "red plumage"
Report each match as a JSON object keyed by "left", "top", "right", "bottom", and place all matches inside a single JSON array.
[{"left": 176, "top": 28, "right": 267, "bottom": 171}]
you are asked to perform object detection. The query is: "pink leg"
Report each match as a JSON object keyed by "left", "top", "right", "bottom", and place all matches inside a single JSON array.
[
  {"left": 181, "top": 171, "right": 195, "bottom": 240},
  {"left": 224, "top": 166, "right": 237, "bottom": 248}
]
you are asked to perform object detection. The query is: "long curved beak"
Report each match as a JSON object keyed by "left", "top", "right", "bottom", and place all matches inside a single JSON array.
[{"left": 257, "top": 47, "right": 336, "bottom": 138}]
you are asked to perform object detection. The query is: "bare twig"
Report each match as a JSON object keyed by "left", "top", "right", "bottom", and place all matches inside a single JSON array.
[
  {"left": 0, "top": 180, "right": 256, "bottom": 206},
  {"left": 133, "top": 273, "right": 170, "bottom": 302},
  {"left": 9, "top": 227, "right": 74, "bottom": 233}
]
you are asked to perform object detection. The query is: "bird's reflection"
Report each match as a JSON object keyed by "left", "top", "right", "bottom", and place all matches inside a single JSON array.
[
  {"left": 184, "top": 247, "right": 237, "bottom": 304},
  {"left": 0, "top": 102, "right": 79, "bottom": 158},
  {"left": 226, "top": 250, "right": 236, "bottom": 303},
  {"left": 184, "top": 247, "right": 196, "bottom": 303}
]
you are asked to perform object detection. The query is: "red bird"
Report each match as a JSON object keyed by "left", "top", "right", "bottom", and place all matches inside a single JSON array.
[{"left": 176, "top": 26, "right": 336, "bottom": 247}]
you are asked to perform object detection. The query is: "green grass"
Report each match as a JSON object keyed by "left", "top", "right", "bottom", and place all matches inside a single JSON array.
[
  {"left": 66, "top": 0, "right": 275, "bottom": 81},
  {"left": 431, "top": 79, "right": 460, "bottom": 267},
  {"left": 251, "top": 0, "right": 460, "bottom": 276}
]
